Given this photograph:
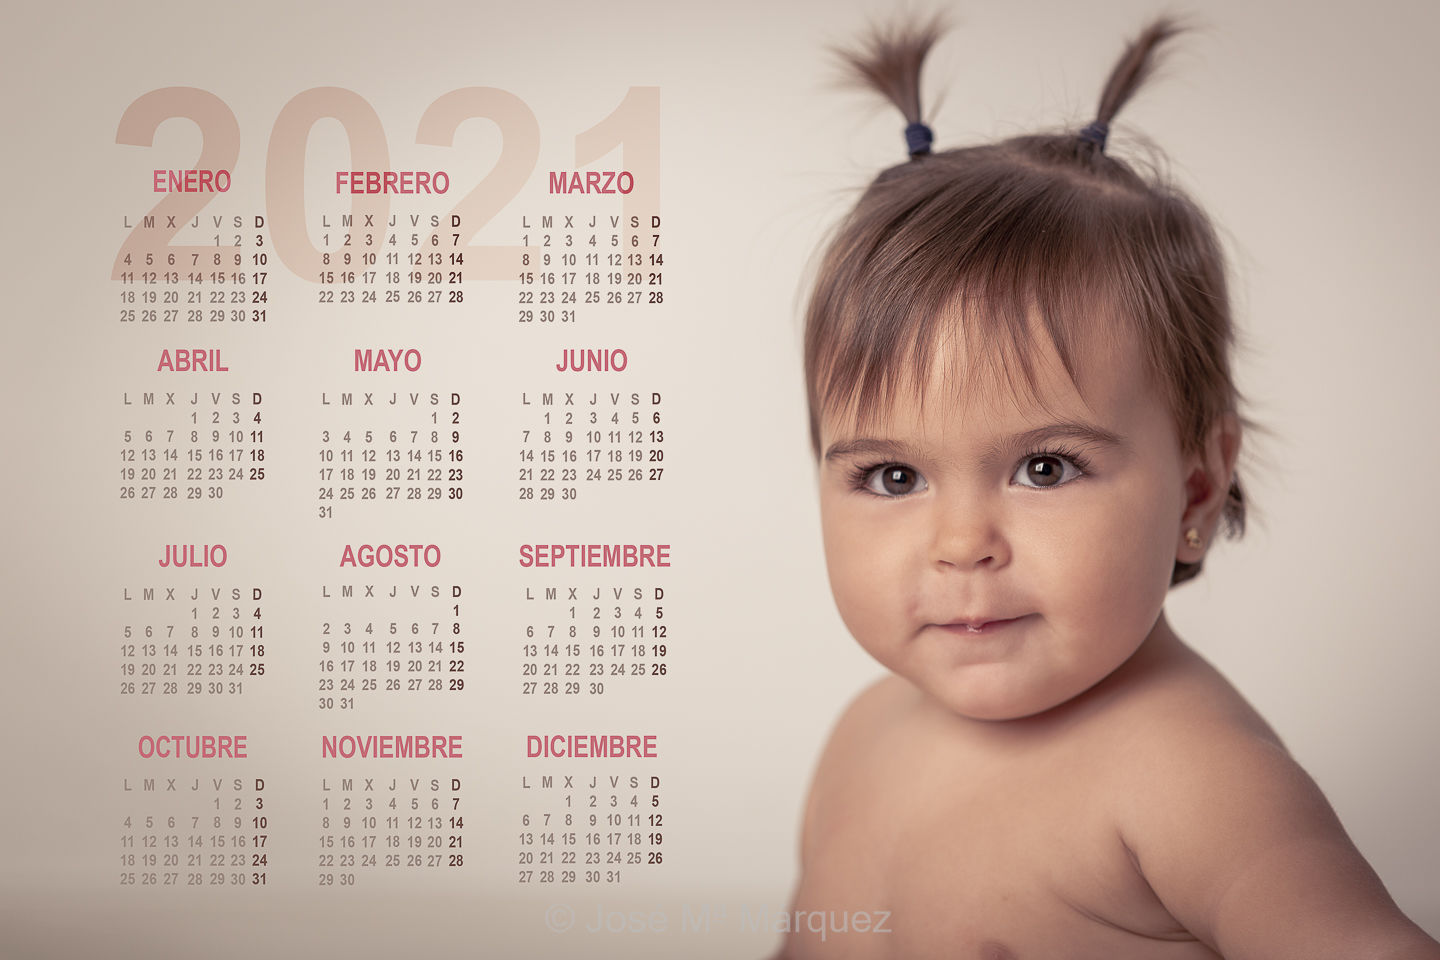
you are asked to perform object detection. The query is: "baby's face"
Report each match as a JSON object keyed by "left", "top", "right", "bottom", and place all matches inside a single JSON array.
[{"left": 817, "top": 325, "right": 1193, "bottom": 721}]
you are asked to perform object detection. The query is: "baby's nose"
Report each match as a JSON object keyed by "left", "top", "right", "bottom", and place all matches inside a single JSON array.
[{"left": 930, "top": 497, "right": 1011, "bottom": 570}]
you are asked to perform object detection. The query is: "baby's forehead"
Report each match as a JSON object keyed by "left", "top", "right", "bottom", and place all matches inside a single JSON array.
[
  {"left": 824, "top": 308, "right": 1153, "bottom": 434},
  {"left": 822, "top": 374, "right": 1092, "bottom": 448}
]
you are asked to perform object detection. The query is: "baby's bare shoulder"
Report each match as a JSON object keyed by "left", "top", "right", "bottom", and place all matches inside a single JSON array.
[
  {"left": 1100, "top": 648, "right": 1439, "bottom": 957},
  {"left": 797, "top": 675, "right": 915, "bottom": 861},
  {"left": 813, "top": 673, "right": 922, "bottom": 775},
  {"left": 825, "top": 673, "right": 914, "bottom": 746},
  {"left": 1100, "top": 646, "right": 1332, "bottom": 856},
  {"left": 1110, "top": 671, "right": 1315, "bottom": 830}
]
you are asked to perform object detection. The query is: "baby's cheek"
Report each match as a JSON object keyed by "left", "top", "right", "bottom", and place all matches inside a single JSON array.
[
  {"left": 825, "top": 546, "right": 874, "bottom": 630},
  {"left": 823, "top": 526, "right": 901, "bottom": 651},
  {"left": 1058, "top": 504, "right": 1172, "bottom": 636}
]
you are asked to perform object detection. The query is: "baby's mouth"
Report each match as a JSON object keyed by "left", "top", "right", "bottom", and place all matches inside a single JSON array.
[{"left": 936, "top": 615, "right": 1028, "bottom": 635}]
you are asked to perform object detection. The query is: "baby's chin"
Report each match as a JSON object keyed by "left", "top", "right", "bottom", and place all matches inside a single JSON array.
[
  {"left": 910, "top": 671, "right": 1096, "bottom": 723},
  {"left": 934, "top": 695, "right": 1064, "bottom": 723}
]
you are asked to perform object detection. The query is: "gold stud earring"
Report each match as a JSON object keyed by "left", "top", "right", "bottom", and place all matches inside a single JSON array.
[{"left": 1185, "top": 528, "right": 1203, "bottom": 550}]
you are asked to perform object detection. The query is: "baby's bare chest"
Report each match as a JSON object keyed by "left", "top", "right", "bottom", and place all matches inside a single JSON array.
[{"left": 786, "top": 747, "right": 1217, "bottom": 960}]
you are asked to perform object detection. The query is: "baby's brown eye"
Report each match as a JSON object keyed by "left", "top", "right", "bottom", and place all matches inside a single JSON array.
[
  {"left": 1027, "top": 457, "right": 1062, "bottom": 486},
  {"left": 864, "top": 464, "right": 927, "bottom": 497},
  {"left": 1013, "top": 454, "right": 1081, "bottom": 489}
]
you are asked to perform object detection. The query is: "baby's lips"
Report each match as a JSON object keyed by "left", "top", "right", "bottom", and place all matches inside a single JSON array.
[{"left": 933, "top": 614, "right": 1033, "bottom": 634}]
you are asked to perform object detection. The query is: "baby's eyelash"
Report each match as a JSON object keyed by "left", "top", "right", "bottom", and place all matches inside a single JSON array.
[
  {"left": 1020, "top": 444, "right": 1093, "bottom": 475},
  {"left": 843, "top": 445, "right": 1094, "bottom": 493},
  {"left": 846, "top": 461, "right": 899, "bottom": 492}
]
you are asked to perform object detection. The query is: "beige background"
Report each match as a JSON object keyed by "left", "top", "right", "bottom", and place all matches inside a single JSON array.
[{"left": 1, "top": 0, "right": 1437, "bottom": 956}]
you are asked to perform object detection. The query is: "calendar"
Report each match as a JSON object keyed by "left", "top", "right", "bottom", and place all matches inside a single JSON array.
[{"left": 3, "top": 2, "right": 1439, "bottom": 957}]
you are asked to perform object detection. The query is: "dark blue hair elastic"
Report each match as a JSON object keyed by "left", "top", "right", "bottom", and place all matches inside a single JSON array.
[
  {"left": 905, "top": 122, "right": 933, "bottom": 156},
  {"left": 1078, "top": 121, "right": 1109, "bottom": 151}
]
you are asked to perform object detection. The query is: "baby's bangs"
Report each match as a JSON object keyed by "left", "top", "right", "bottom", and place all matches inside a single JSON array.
[{"left": 807, "top": 164, "right": 1137, "bottom": 445}]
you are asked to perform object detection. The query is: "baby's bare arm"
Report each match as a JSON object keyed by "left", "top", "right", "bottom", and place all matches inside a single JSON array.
[
  {"left": 795, "top": 675, "right": 904, "bottom": 867},
  {"left": 1119, "top": 719, "right": 1440, "bottom": 959},
  {"left": 770, "top": 676, "right": 905, "bottom": 960}
]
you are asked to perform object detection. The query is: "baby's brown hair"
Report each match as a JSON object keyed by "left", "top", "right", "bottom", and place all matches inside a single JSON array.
[{"left": 804, "top": 16, "right": 1246, "bottom": 586}]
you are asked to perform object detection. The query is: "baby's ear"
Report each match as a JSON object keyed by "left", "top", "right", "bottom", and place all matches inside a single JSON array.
[{"left": 1178, "top": 412, "right": 1241, "bottom": 562}]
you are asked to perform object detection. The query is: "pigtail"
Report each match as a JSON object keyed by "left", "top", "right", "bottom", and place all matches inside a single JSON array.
[
  {"left": 1080, "top": 18, "right": 1183, "bottom": 152},
  {"left": 834, "top": 14, "right": 948, "bottom": 156}
]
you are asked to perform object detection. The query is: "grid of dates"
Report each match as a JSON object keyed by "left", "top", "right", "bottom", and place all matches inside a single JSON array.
[
  {"left": 121, "top": 583, "right": 266, "bottom": 697},
  {"left": 120, "top": 392, "right": 267, "bottom": 503},
  {"left": 316, "top": 775, "right": 466, "bottom": 887},
  {"left": 318, "top": 582, "right": 465, "bottom": 709},
  {"left": 517, "top": 771, "right": 664, "bottom": 885},
  {"left": 516, "top": 212, "right": 665, "bottom": 324},
  {"left": 119, "top": 776, "right": 270, "bottom": 888},
  {"left": 116, "top": 244, "right": 270, "bottom": 326},
  {"left": 518, "top": 392, "right": 664, "bottom": 502},
  {"left": 314, "top": 218, "right": 466, "bottom": 308},
  {"left": 317, "top": 391, "right": 465, "bottom": 516},
  {"left": 522, "top": 583, "right": 668, "bottom": 696}
]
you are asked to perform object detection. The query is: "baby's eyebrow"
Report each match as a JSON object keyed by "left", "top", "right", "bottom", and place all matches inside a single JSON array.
[
  {"left": 823, "top": 420, "right": 1124, "bottom": 465},
  {"left": 823, "top": 438, "right": 926, "bottom": 463},
  {"left": 1004, "top": 421, "right": 1125, "bottom": 455}
]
